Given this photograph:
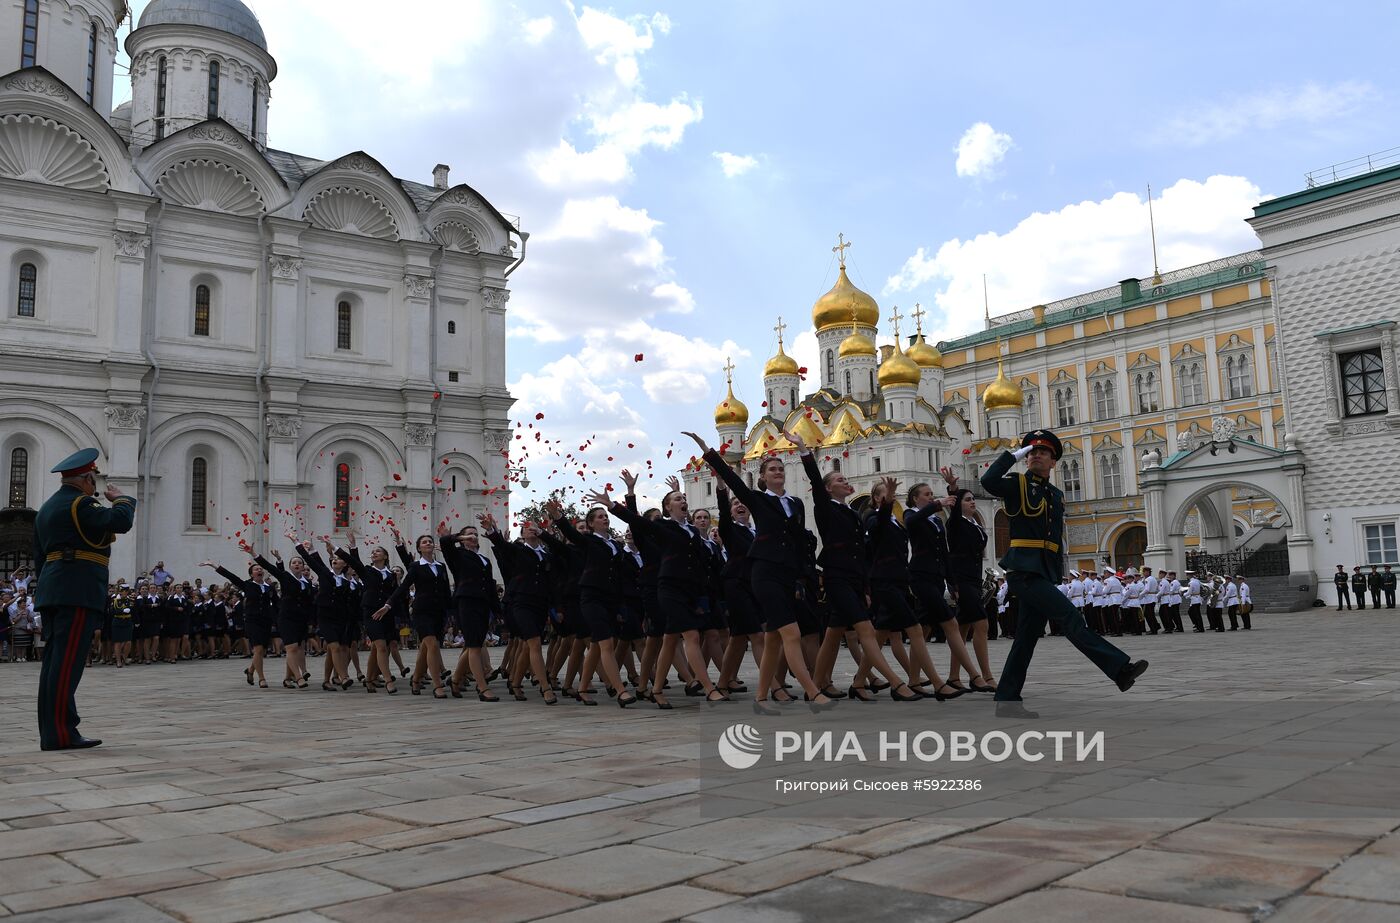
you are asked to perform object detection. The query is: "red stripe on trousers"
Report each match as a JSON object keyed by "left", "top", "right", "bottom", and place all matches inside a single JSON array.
[{"left": 54, "top": 607, "right": 86, "bottom": 748}]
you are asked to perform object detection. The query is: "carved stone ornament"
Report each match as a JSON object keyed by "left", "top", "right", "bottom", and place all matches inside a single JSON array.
[
  {"left": 1176, "top": 432, "right": 1192, "bottom": 453},
  {"left": 104, "top": 404, "right": 147, "bottom": 430},
  {"left": 0, "top": 115, "right": 108, "bottom": 191},
  {"left": 1342, "top": 419, "right": 1387, "bottom": 436},
  {"left": 403, "top": 274, "right": 436, "bottom": 298},
  {"left": 441, "top": 188, "right": 483, "bottom": 210},
  {"left": 404, "top": 423, "right": 436, "bottom": 446},
  {"left": 187, "top": 125, "right": 241, "bottom": 145},
  {"left": 112, "top": 231, "right": 151, "bottom": 259},
  {"left": 336, "top": 154, "right": 378, "bottom": 173},
  {"left": 268, "top": 255, "right": 303, "bottom": 280},
  {"left": 479, "top": 286, "right": 510, "bottom": 310},
  {"left": 265, "top": 414, "right": 302, "bottom": 438},
  {"left": 3, "top": 75, "right": 69, "bottom": 99},
  {"left": 1210, "top": 415, "right": 1237, "bottom": 443},
  {"left": 484, "top": 430, "right": 511, "bottom": 452}
]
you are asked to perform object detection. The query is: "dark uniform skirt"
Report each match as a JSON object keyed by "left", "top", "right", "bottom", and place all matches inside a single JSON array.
[
  {"left": 618, "top": 600, "right": 644, "bottom": 641},
  {"left": 278, "top": 611, "right": 308, "bottom": 645},
  {"left": 748, "top": 560, "right": 805, "bottom": 632},
  {"left": 871, "top": 581, "right": 919, "bottom": 633},
  {"left": 580, "top": 588, "right": 620, "bottom": 643},
  {"left": 951, "top": 579, "right": 988, "bottom": 624},
  {"left": 723, "top": 577, "right": 763, "bottom": 636},
  {"left": 912, "top": 577, "right": 954, "bottom": 626},
  {"left": 823, "top": 572, "right": 870, "bottom": 631},
  {"left": 412, "top": 608, "right": 446, "bottom": 641},
  {"left": 508, "top": 599, "right": 548, "bottom": 641},
  {"left": 657, "top": 583, "right": 706, "bottom": 634},
  {"left": 641, "top": 590, "right": 665, "bottom": 638},
  {"left": 246, "top": 616, "right": 272, "bottom": 649},
  {"left": 455, "top": 598, "right": 491, "bottom": 648},
  {"left": 109, "top": 614, "right": 133, "bottom": 643}
]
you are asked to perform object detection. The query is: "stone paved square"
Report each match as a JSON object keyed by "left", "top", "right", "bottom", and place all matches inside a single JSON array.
[{"left": 4, "top": 612, "right": 1400, "bottom": 921}]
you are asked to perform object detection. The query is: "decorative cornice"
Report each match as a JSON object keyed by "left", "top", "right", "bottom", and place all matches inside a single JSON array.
[
  {"left": 268, "top": 255, "right": 303, "bottom": 279},
  {"left": 3, "top": 75, "right": 69, "bottom": 100},
  {"left": 186, "top": 125, "right": 243, "bottom": 146},
  {"left": 404, "top": 422, "right": 436, "bottom": 446},
  {"left": 479, "top": 286, "right": 510, "bottom": 310},
  {"left": 104, "top": 404, "right": 147, "bottom": 430},
  {"left": 403, "top": 274, "right": 436, "bottom": 298},
  {"left": 441, "top": 188, "right": 484, "bottom": 210},
  {"left": 112, "top": 230, "right": 151, "bottom": 259},
  {"left": 484, "top": 430, "right": 511, "bottom": 453},
  {"left": 265, "top": 414, "right": 302, "bottom": 438}
]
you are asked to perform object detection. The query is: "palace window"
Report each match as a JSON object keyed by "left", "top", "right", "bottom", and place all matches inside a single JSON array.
[
  {"left": 1023, "top": 391, "right": 1039, "bottom": 427},
  {"left": 1225, "top": 354, "right": 1253, "bottom": 399},
  {"left": 189, "top": 457, "right": 207, "bottom": 526},
  {"left": 7, "top": 447, "right": 28, "bottom": 508},
  {"left": 336, "top": 301, "right": 353, "bottom": 350},
  {"left": 85, "top": 23, "right": 98, "bottom": 105},
  {"left": 447, "top": 371, "right": 459, "bottom": 382},
  {"left": 1340, "top": 349, "right": 1387, "bottom": 416},
  {"left": 844, "top": 370, "right": 851, "bottom": 394},
  {"left": 193, "top": 284, "right": 210, "bottom": 336},
  {"left": 155, "top": 56, "right": 168, "bottom": 141},
  {"left": 21, "top": 0, "right": 38, "bottom": 69},
  {"left": 334, "top": 463, "right": 351, "bottom": 528},
  {"left": 1059, "top": 458, "right": 1082, "bottom": 502},
  {"left": 16, "top": 263, "right": 37, "bottom": 317},
  {"left": 831, "top": 457, "right": 841, "bottom": 473},
  {"left": 1134, "top": 371, "right": 1160, "bottom": 413},
  {"left": 825, "top": 349, "right": 835, "bottom": 385},
  {"left": 872, "top": 457, "right": 882, "bottom": 473},
  {"left": 207, "top": 60, "right": 220, "bottom": 120},
  {"left": 1093, "top": 380, "right": 1117, "bottom": 420},
  {"left": 1177, "top": 361, "right": 1204, "bottom": 405},
  {"left": 1054, "top": 387, "right": 1076, "bottom": 427},
  {"left": 1364, "top": 523, "right": 1398, "bottom": 564},
  {"left": 1098, "top": 453, "right": 1123, "bottom": 498}
]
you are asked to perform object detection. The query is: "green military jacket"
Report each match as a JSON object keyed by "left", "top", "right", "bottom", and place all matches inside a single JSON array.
[
  {"left": 33, "top": 484, "right": 137, "bottom": 612},
  {"left": 979, "top": 450, "right": 1064, "bottom": 582}
]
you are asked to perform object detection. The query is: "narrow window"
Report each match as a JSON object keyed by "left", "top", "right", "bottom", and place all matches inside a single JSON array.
[
  {"left": 1340, "top": 349, "right": 1387, "bottom": 416},
  {"left": 193, "top": 284, "right": 210, "bottom": 336},
  {"left": 250, "top": 76, "right": 259, "bottom": 142},
  {"left": 336, "top": 301, "right": 352, "bottom": 350},
  {"left": 17, "top": 263, "right": 37, "bottom": 317},
  {"left": 21, "top": 0, "right": 39, "bottom": 69},
  {"left": 206, "top": 60, "right": 220, "bottom": 120},
  {"left": 190, "top": 457, "right": 207, "bottom": 526},
  {"left": 7, "top": 447, "right": 28, "bottom": 508},
  {"left": 334, "top": 462, "right": 350, "bottom": 528},
  {"left": 825, "top": 349, "right": 834, "bottom": 385},
  {"left": 447, "top": 320, "right": 456, "bottom": 335},
  {"left": 844, "top": 370, "right": 851, "bottom": 394},
  {"left": 873, "top": 457, "right": 882, "bottom": 473},
  {"left": 831, "top": 457, "right": 841, "bottom": 473},
  {"left": 155, "top": 56, "right": 168, "bottom": 141},
  {"left": 1100, "top": 454, "right": 1123, "bottom": 498},
  {"left": 447, "top": 371, "right": 459, "bottom": 382},
  {"left": 85, "top": 22, "right": 98, "bottom": 105}
]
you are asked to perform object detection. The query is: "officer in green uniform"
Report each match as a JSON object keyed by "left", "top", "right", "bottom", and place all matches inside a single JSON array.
[
  {"left": 34, "top": 449, "right": 137, "bottom": 751},
  {"left": 981, "top": 430, "right": 1147, "bottom": 719},
  {"left": 1333, "top": 564, "right": 1351, "bottom": 610},
  {"left": 1351, "top": 566, "right": 1368, "bottom": 611},
  {"left": 1383, "top": 565, "right": 1396, "bottom": 609}
]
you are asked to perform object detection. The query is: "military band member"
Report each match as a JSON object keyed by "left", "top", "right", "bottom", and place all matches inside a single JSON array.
[
  {"left": 35, "top": 449, "right": 137, "bottom": 751},
  {"left": 1352, "top": 566, "right": 1368, "bottom": 611},
  {"left": 1120, "top": 571, "right": 1142, "bottom": 635},
  {"left": 1206, "top": 574, "right": 1227, "bottom": 632},
  {"left": 1069, "top": 571, "right": 1086, "bottom": 618},
  {"left": 1235, "top": 575, "right": 1253, "bottom": 630},
  {"left": 1102, "top": 568, "right": 1123, "bottom": 637},
  {"left": 1186, "top": 571, "right": 1204, "bottom": 632},
  {"left": 1223, "top": 575, "right": 1240, "bottom": 630},
  {"left": 981, "top": 430, "right": 1146, "bottom": 719},
  {"left": 1383, "top": 565, "right": 1396, "bottom": 609},
  {"left": 1334, "top": 564, "right": 1352, "bottom": 610},
  {"left": 1141, "top": 569, "right": 1161, "bottom": 634},
  {"left": 1368, "top": 566, "right": 1383, "bottom": 609},
  {"left": 1164, "top": 571, "right": 1185, "bottom": 633}
]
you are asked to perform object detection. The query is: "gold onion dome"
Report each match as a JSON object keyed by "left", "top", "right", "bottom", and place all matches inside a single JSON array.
[
  {"left": 813, "top": 265, "right": 880, "bottom": 331},
  {"left": 907, "top": 334, "right": 942, "bottom": 368},
  {"left": 982, "top": 359, "right": 1024, "bottom": 410},
  {"left": 877, "top": 341, "right": 921, "bottom": 388},
  {"left": 714, "top": 382, "right": 749, "bottom": 427},
  {"left": 839, "top": 328, "right": 877, "bottom": 358},
  {"left": 763, "top": 340, "right": 799, "bottom": 377}
]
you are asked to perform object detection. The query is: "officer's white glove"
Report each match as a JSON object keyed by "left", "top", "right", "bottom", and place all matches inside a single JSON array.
[{"left": 1012, "top": 445, "right": 1034, "bottom": 461}]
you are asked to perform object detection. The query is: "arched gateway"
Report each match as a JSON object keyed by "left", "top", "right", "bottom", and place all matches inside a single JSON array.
[{"left": 1139, "top": 423, "right": 1314, "bottom": 611}]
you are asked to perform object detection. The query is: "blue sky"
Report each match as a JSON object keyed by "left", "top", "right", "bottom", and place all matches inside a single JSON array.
[{"left": 120, "top": 1, "right": 1400, "bottom": 509}]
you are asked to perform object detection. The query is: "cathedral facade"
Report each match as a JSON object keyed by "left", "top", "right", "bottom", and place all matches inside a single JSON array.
[{"left": 0, "top": 0, "right": 522, "bottom": 580}]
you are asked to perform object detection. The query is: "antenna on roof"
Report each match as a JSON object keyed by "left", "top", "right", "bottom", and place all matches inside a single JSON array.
[
  {"left": 1147, "top": 183, "right": 1163, "bottom": 286},
  {"left": 983, "top": 274, "right": 990, "bottom": 328}
]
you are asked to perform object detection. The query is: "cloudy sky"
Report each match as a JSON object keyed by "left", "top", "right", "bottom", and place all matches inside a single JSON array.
[{"left": 120, "top": 1, "right": 1400, "bottom": 509}]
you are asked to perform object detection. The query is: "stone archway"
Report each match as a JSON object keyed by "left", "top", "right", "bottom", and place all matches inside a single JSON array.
[
  {"left": 1140, "top": 428, "right": 1313, "bottom": 609},
  {"left": 1111, "top": 523, "right": 1147, "bottom": 570}
]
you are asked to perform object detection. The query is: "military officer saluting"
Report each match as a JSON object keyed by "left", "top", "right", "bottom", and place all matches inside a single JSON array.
[
  {"left": 34, "top": 449, "right": 137, "bottom": 751},
  {"left": 981, "top": 429, "right": 1147, "bottom": 719}
]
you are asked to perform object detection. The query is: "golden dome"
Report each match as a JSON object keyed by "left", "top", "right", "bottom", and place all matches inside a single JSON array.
[
  {"left": 813, "top": 265, "right": 880, "bottom": 331},
  {"left": 907, "top": 334, "right": 942, "bottom": 368},
  {"left": 982, "top": 359, "right": 1024, "bottom": 410},
  {"left": 838, "top": 329, "right": 876, "bottom": 358},
  {"left": 763, "top": 340, "right": 799, "bottom": 377},
  {"left": 877, "top": 341, "right": 921, "bottom": 389},
  {"left": 714, "top": 382, "right": 749, "bottom": 428}
]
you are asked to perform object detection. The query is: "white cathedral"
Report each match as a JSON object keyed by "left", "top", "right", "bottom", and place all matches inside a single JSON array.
[{"left": 0, "top": 0, "right": 522, "bottom": 581}]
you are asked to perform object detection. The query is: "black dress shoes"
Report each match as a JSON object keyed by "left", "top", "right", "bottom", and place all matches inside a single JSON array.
[
  {"left": 41, "top": 736, "right": 102, "bottom": 752},
  {"left": 1116, "top": 660, "right": 1149, "bottom": 692},
  {"left": 994, "top": 701, "right": 1039, "bottom": 719}
]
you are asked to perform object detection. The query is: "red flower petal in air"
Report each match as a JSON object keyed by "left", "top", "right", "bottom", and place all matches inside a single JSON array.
[
  {"left": 634, "top": 353, "right": 644, "bottom": 362},
  {"left": 536, "top": 412, "right": 544, "bottom": 420},
  {"left": 761, "top": 401, "right": 768, "bottom": 407},
  {"left": 392, "top": 473, "right": 403, "bottom": 481}
]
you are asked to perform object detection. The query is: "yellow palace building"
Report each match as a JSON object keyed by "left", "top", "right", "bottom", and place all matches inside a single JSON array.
[{"left": 683, "top": 240, "right": 1285, "bottom": 577}]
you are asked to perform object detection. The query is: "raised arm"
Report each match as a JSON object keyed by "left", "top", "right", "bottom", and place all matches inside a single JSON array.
[
  {"left": 209, "top": 563, "right": 251, "bottom": 592},
  {"left": 979, "top": 447, "right": 1033, "bottom": 501},
  {"left": 298, "top": 541, "right": 334, "bottom": 583}
]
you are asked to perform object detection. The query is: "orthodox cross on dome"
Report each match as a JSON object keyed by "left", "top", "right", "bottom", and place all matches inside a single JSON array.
[
  {"left": 832, "top": 233, "right": 851, "bottom": 268},
  {"left": 912, "top": 303, "right": 927, "bottom": 335},
  {"left": 723, "top": 356, "right": 736, "bottom": 384},
  {"left": 849, "top": 301, "right": 860, "bottom": 335},
  {"left": 887, "top": 306, "right": 904, "bottom": 339},
  {"left": 773, "top": 316, "right": 787, "bottom": 348}
]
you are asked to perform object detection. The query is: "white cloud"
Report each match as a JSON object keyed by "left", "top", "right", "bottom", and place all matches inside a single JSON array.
[
  {"left": 651, "top": 281, "right": 695, "bottom": 313},
  {"left": 883, "top": 175, "right": 1265, "bottom": 344},
  {"left": 1155, "top": 81, "right": 1379, "bottom": 147},
  {"left": 713, "top": 151, "right": 758, "bottom": 177},
  {"left": 523, "top": 16, "right": 554, "bottom": 43},
  {"left": 955, "top": 122, "right": 1013, "bottom": 179}
]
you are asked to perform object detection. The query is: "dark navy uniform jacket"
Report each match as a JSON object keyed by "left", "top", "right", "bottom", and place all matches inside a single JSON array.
[{"left": 33, "top": 485, "right": 137, "bottom": 611}]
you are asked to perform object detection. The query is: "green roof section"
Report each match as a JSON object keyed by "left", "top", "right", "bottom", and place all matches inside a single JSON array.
[
  {"left": 1253, "top": 163, "right": 1400, "bottom": 218},
  {"left": 936, "top": 259, "right": 1266, "bottom": 353}
]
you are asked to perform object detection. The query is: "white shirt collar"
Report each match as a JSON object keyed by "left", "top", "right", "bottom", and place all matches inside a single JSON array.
[{"left": 417, "top": 557, "right": 438, "bottom": 568}]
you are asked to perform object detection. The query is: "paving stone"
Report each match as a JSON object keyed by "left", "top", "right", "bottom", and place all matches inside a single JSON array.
[
  {"left": 0, "top": 869, "right": 214, "bottom": 916},
  {"left": 230, "top": 812, "right": 410, "bottom": 852},
  {"left": 318, "top": 873, "right": 586, "bottom": 923},
  {"left": 1268, "top": 894, "right": 1400, "bottom": 922},
  {"left": 475, "top": 812, "right": 671, "bottom": 857},
  {"left": 943, "top": 816, "right": 1172, "bottom": 863},
  {"left": 330, "top": 840, "right": 549, "bottom": 888},
  {"left": 354, "top": 816, "right": 513, "bottom": 851},
  {"left": 144, "top": 867, "right": 389, "bottom": 923},
  {"left": 533, "top": 885, "right": 739, "bottom": 923},
  {"left": 365, "top": 793, "right": 532, "bottom": 825},
  {"left": 501, "top": 844, "right": 731, "bottom": 899},
  {"left": 47, "top": 785, "right": 197, "bottom": 812},
  {"left": 0, "top": 796, "right": 61, "bottom": 821},
  {"left": 0, "top": 821, "right": 130, "bottom": 861},
  {"left": 1310, "top": 855, "right": 1400, "bottom": 903},
  {"left": 959, "top": 888, "right": 1250, "bottom": 922},
  {"left": 1150, "top": 820, "right": 1370, "bottom": 866},
  {"left": 685, "top": 876, "right": 982, "bottom": 923},
  {"left": 820, "top": 819, "right": 969, "bottom": 856},
  {"left": 479, "top": 777, "right": 625, "bottom": 805},
  {"left": 637, "top": 817, "right": 847, "bottom": 862},
  {"left": 834, "top": 843, "right": 1080, "bottom": 903},
  {"left": 4, "top": 897, "right": 181, "bottom": 923},
  {"left": 0, "top": 855, "right": 93, "bottom": 897},
  {"left": 61, "top": 833, "right": 270, "bottom": 878},
  {"left": 105, "top": 805, "right": 279, "bottom": 841},
  {"left": 692, "top": 848, "right": 863, "bottom": 895},
  {"left": 1060, "top": 847, "right": 1326, "bottom": 911}
]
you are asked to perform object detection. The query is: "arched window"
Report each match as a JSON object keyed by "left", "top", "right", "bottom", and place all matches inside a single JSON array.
[
  {"left": 1177, "top": 362, "right": 1203, "bottom": 405},
  {"left": 1135, "top": 371, "right": 1159, "bottom": 413},
  {"left": 1093, "top": 380, "right": 1117, "bottom": 420},
  {"left": 21, "top": 0, "right": 38, "bottom": 69},
  {"left": 1099, "top": 453, "right": 1123, "bottom": 498},
  {"left": 867, "top": 370, "right": 875, "bottom": 394},
  {"left": 336, "top": 301, "right": 352, "bottom": 350},
  {"left": 250, "top": 76, "right": 259, "bottom": 142},
  {"left": 843, "top": 370, "right": 851, "bottom": 394},
  {"left": 193, "top": 284, "right": 211, "bottom": 336},
  {"left": 16, "top": 262, "right": 37, "bottom": 317},
  {"left": 1226, "top": 354, "right": 1253, "bottom": 399},
  {"left": 155, "top": 56, "right": 168, "bottom": 141},
  {"left": 1055, "top": 387, "right": 1076, "bottom": 427},
  {"left": 1060, "top": 458, "right": 1082, "bottom": 502},
  {"left": 207, "top": 60, "right": 220, "bottom": 120},
  {"left": 7, "top": 447, "right": 28, "bottom": 508},
  {"left": 334, "top": 462, "right": 350, "bottom": 528},
  {"left": 1023, "top": 391, "right": 1039, "bottom": 427},
  {"left": 447, "top": 320, "right": 456, "bottom": 335},
  {"left": 825, "top": 349, "right": 835, "bottom": 385},
  {"left": 189, "top": 457, "right": 207, "bottom": 526},
  {"left": 831, "top": 457, "right": 841, "bottom": 473},
  {"left": 85, "top": 23, "right": 98, "bottom": 105}
]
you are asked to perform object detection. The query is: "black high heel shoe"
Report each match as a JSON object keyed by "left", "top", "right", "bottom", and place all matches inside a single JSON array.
[
  {"left": 654, "top": 694, "right": 673, "bottom": 710},
  {"left": 931, "top": 684, "right": 965, "bottom": 701},
  {"left": 752, "top": 699, "right": 780, "bottom": 716},
  {"left": 510, "top": 684, "right": 527, "bottom": 701},
  {"left": 618, "top": 692, "right": 637, "bottom": 708},
  {"left": 477, "top": 688, "right": 499, "bottom": 702},
  {"left": 432, "top": 687, "right": 448, "bottom": 699},
  {"left": 577, "top": 691, "right": 597, "bottom": 706},
  {"left": 449, "top": 681, "right": 463, "bottom": 699},
  {"left": 818, "top": 684, "right": 848, "bottom": 699},
  {"left": 807, "top": 696, "right": 838, "bottom": 714},
  {"left": 868, "top": 679, "right": 891, "bottom": 692},
  {"left": 848, "top": 684, "right": 875, "bottom": 702},
  {"left": 321, "top": 681, "right": 337, "bottom": 692},
  {"left": 890, "top": 683, "right": 922, "bottom": 702},
  {"left": 685, "top": 681, "right": 704, "bottom": 697},
  {"left": 410, "top": 681, "right": 422, "bottom": 696},
  {"left": 968, "top": 677, "right": 997, "bottom": 693},
  {"left": 340, "top": 678, "right": 354, "bottom": 691},
  {"left": 706, "top": 688, "right": 729, "bottom": 705}
]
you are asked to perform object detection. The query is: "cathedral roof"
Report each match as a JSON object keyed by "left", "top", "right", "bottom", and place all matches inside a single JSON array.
[
  {"left": 813, "top": 265, "right": 879, "bottom": 332},
  {"left": 138, "top": 0, "right": 267, "bottom": 51},
  {"left": 981, "top": 358, "right": 1024, "bottom": 410}
]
